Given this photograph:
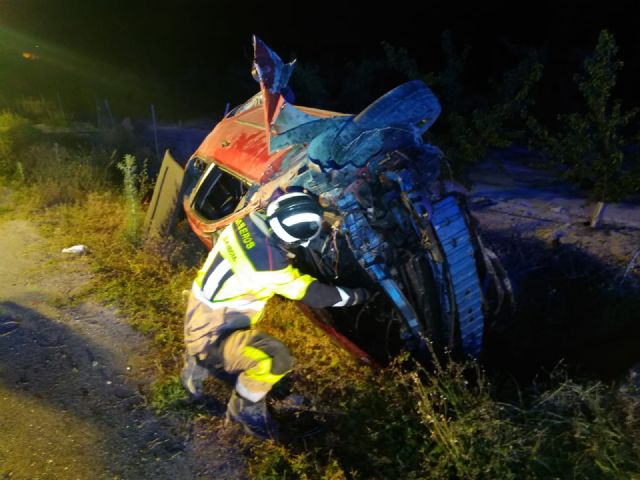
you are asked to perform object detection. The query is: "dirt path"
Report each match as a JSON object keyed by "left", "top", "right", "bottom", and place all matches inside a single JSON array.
[
  {"left": 0, "top": 213, "right": 247, "bottom": 479},
  {"left": 468, "top": 157, "right": 640, "bottom": 267},
  {"left": 0, "top": 217, "right": 196, "bottom": 478},
  {"left": 466, "top": 157, "right": 640, "bottom": 378}
]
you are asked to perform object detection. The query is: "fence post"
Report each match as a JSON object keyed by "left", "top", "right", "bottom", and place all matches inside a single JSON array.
[
  {"left": 103, "top": 98, "right": 115, "bottom": 129},
  {"left": 56, "top": 91, "right": 66, "bottom": 123},
  {"left": 151, "top": 103, "right": 160, "bottom": 161}
]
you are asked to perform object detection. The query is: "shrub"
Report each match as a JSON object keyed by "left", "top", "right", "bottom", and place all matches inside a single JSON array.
[
  {"left": 528, "top": 30, "right": 640, "bottom": 226},
  {"left": 0, "top": 111, "right": 41, "bottom": 177},
  {"left": 341, "top": 33, "right": 543, "bottom": 185},
  {"left": 116, "top": 154, "right": 148, "bottom": 245},
  {"left": 13, "top": 96, "right": 69, "bottom": 126},
  {"left": 149, "top": 375, "right": 190, "bottom": 412},
  {"left": 17, "top": 144, "right": 115, "bottom": 205},
  {"left": 527, "top": 371, "right": 640, "bottom": 478},
  {"left": 431, "top": 32, "right": 543, "bottom": 185}
]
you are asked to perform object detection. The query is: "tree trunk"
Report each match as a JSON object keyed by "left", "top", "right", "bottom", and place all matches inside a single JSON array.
[{"left": 590, "top": 201, "right": 607, "bottom": 229}]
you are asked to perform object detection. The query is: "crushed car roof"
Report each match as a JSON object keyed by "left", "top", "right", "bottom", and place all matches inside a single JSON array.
[{"left": 193, "top": 102, "right": 341, "bottom": 184}]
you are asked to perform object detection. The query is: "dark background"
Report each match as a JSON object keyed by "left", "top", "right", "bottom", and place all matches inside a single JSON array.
[{"left": 1, "top": 0, "right": 639, "bottom": 121}]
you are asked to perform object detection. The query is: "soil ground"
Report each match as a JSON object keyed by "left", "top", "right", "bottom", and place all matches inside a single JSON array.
[
  {"left": 467, "top": 154, "right": 640, "bottom": 379},
  {"left": 1, "top": 152, "right": 638, "bottom": 478},
  {"left": 0, "top": 190, "right": 246, "bottom": 479}
]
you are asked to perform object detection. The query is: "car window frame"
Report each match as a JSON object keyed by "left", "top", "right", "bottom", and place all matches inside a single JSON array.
[{"left": 188, "top": 160, "right": 255, "bottom": 225}]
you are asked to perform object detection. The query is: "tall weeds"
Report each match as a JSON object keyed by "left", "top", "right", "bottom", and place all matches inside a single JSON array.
[
  {"left": 1, "top": 91, "right": 639, "bottom": 480},
  {"left": 0, "top": 111, "right": 39, "bottom": 177},
  {"left": 116, "top": 154, "right": 146, "bottom": 245}
]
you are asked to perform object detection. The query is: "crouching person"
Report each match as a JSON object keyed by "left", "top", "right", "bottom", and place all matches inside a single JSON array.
[{"left": 181, "top": 193, "right": 369, "bottom": 439}]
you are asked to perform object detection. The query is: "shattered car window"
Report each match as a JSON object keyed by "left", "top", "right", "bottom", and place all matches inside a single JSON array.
[{"left": 190, "top": 164, "right": 250, "bottom": 220}]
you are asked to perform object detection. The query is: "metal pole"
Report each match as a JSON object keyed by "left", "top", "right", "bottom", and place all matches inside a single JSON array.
[
  {"left": 56, "top": 91, "right": 66, "bottom": 123},
  {"left": 151, "top": 103, "right": 160, "bottom": 161},
  {"left": 103, "top": 98, "right": 115, "bottom": 129}
]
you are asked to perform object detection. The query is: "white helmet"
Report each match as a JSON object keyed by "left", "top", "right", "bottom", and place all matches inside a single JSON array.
[{"left": 266, "top": 192, "right": 323, "bottom": 246}]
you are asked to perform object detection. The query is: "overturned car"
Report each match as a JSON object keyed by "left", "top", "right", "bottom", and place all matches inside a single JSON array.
[{"left": 173, "top": 37, "right": 512, "bottom": 365}]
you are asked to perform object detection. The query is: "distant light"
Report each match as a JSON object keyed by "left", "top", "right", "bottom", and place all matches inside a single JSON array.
[{"left": 21, "top": 51, "right": 39, "bottom": 60}]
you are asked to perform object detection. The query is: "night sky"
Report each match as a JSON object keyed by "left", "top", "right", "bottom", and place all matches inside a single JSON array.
[{"left": 1, "top": 1, "right": 639, "bottom": 120}]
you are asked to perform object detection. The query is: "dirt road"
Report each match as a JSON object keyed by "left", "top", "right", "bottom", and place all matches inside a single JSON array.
[
  {"left": 0, "top": 209, "right": 248, "bottom": 479},
  {"left": 0, "top": 216, "right": 199, "bottom": 478}
]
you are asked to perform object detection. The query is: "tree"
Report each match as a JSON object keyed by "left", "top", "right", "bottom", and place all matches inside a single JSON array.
[
  {"left": 528, "top": 30, "right": 640, "bottom": 228},
  {"left": 379, "top": 32, "right": 543, "bottom": 186}
]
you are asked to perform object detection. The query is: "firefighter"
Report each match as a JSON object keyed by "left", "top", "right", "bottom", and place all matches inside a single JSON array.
[{"left": 181, "top": 192, "right": 369, "bottom": 439}]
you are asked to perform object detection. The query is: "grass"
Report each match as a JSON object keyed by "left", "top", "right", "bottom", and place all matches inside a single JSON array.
[
  {"left": 148, "top": 375, "right": 191, "bottom": 412},
  {"left": 36, "top": 192, "right": 201, "bottom": 372},
  {"left": 2, "top": 111, "right": 640, "bottom": 479},
  {"left": 0, "top": 205, "right": 14, "bottom": 216},
  {"left": 6, "top": 96, "right": 69, "bottom": 126}
]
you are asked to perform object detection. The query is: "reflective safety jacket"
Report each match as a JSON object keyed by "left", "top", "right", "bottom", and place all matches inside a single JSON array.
[{"left": 186, "top": 212, "right": 363, "bottom": 355}]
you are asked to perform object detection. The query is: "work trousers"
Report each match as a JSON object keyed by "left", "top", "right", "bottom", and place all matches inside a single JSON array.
[
  {"left": 202, "top": 328, "right": 294, "bottom": 401},
  {"left": 185, "top": 295, "right": 294, "bottom": 401}
]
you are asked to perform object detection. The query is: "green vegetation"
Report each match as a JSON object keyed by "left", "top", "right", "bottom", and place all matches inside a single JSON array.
[
  {"left": 435, "top": 45, "right": 543, "bottom": 184},
  {"left": 0, "top": 96, "right": 68, "bottom": 127},
  {"left": 252, "top": 303, "right": 640, "bottom": 479},
  {"left": 14, "top": 96, "right": 69, "bottom": 126},
  {"left": 0, "top": 111, "right": 40, "bottom": 177},
  {"left": 148, "top": 375, "right": 191, "bottom": 412},
  {"left": 305, "top": 32, "right": 543, "bottom": 185},
  {"left": 420, "top": 32, "right": 544, "bottom": 185},
  {"left": 1, "top": 37, "right": 640, "bottom": 477},
  {"left": 528, "top": 30, "right": 640, "bottom": 227},
  {"left": 0, "top": 110, "right": 114, "bottom": 205},
  {"left": 116, "top": 153, "right": 147, "bottom": 245}
]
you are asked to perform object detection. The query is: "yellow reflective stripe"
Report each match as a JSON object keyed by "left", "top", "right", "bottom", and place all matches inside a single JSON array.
[
  {"left": 214, "top": 266, "right": 314, "bottom": 301},
  {"left": 191, "top": 283, "right": 267, "bottom": 311},
  {"left": 242, "top": 346, "right": 287, "bottom": 385},
  {"left": 269, "top": 265, "right": 315, "bottom": 300},
  {"left": 218, "top": 225, "right": 315, "bottom": 301},
  {"left": 195, "top": 242, "right": 222, "bottom": 289},
  {"left": 249, "top": 309, "right": 264, "bottom": 326},
  {"left": 197, "top": 221, "right": 317, "bottom": 306},
  {"left": 201, "top": 226, "right": 261, "bottom": 304}
]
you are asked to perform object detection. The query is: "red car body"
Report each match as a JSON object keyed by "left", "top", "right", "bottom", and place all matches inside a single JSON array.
[
  {"left": 178, "top": 96, "right": 375, "bottom": 364},
  {"left": 173, "top": 37, "right": 508, "bottom": 364},
  {"left": 183, "top": 96, "right": 343, "bottom": 249}
]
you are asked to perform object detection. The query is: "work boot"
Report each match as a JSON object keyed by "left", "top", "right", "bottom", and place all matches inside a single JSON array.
[
  {"left": 180, "top": 355, "right": 209, "bottom": 400},
  {"left": 226, "top": 390, "right": 279, "bottom": 440}
]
